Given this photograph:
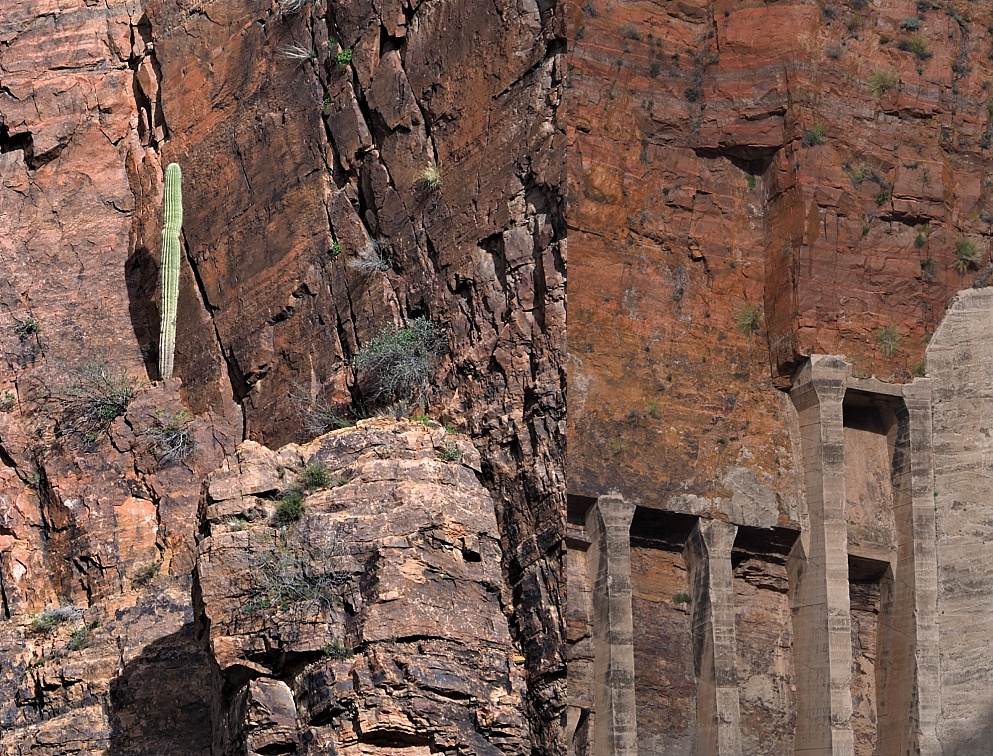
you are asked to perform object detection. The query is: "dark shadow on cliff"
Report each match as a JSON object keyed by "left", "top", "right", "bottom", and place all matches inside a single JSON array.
[
  {"left": 108, "top": 623, "right": 213, "bottom": 755},
  {"left": 126, "top": 243, "right": 161, "bottom": 381}
]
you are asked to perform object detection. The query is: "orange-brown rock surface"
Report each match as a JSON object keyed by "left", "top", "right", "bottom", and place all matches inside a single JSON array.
[{"left": 567, "top": 0, "right": 993, "bottom": 505}]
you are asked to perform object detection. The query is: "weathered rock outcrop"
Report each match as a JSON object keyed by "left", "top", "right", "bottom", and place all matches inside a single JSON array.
[{"left": 196, "top": 419, "right": 529, "bottom": 754}]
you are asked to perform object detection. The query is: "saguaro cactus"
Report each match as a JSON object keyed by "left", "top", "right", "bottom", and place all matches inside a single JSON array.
[{"left": 158, "top": 163, "right": 182, "bottom": 380}]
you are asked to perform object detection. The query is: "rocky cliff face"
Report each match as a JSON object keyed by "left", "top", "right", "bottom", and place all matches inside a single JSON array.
[
  {"left": 566, "top": 1, "right": 993, "bottom": 753},
  {"left": 0, "top": 0, "right": 565, "bottom": 752}
]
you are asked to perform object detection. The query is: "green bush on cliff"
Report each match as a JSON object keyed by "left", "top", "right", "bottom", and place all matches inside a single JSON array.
[
  {"left": 734, "top": 303, "right": 762, "bottom": 335},
  {"left": 354, "top": 318, "right": 447, "bottom": 401},
  {"left": 955, "top": 237, "right": 982, "bottom": 273},
  {"left": 875, "top": 325, "right": 902, "bottom": 358},
  {"left": 868, "top": 70, "right": 900, "bottom": 96},
  {"left": 43, "top": 364, "right": 141, "bottom": 439}
]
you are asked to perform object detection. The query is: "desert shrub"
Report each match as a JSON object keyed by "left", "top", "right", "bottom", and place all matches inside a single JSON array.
[
  {"left": 335, "top": 48, "right": 353, "bottom": 66},
  {"left": 868, "top": 69, "right": 900, "bottom": 96},
  {"left": 900, "top": 17, "right": 921, "bottom": 29},
  {"left": 67, "top": 622, "right": 99, "bottom": 651},
  {"left": 955, "top": 237, "right": 982, "bottom": 273},
  {"left": 291, "top": 389, "right": 357, "bottom": 436},
  {"left": 734, "top": 303, "right": 762, "bottom": 335},
  {"left": 921, "top": 256, "right": 938, "bottom": 283},
  {"left": 278, "top": 0, "right": 312, "bottom": 13},
  {"left": 30, "top": 606, "right": 80, "bottom": 634},
  {"left": 42, "top": 364, "right": 141, "bottom": 439},
  {"left": 437, "top": 442, "right": 462, "bottom": 462},
  {"left": 300, "top": 461, "right": 332, "bottom": 490},
  {"left": 673, "top": 592, "right": 692, "bottom": 605},
  {"left": 802, "top": 124, "right": 826, "bottom": 146},
  {"left": 144, "top": 409, "right": 195, "bottom": 462},
  {"left": 619, "top": 23, "right": 642, "bottom": 40},
  {"left": 14, "top": 318, "right": 39, "bottom": 341},
  {"left": 322, "top": 639, "right": 353, "bottom": 659},
  {"left": 347, "top": 241, "right": 390, "bottom": 274},
  {"left": 278, "top": 44, "right": 316, "bottom": 61},
  {"left": 897, "top": 32, "right": 932, "bottom": 59},
  {"left": 0, "top": 390, "right": 15, "bottom": 412},
  {"left": 131, "top": 562, "right": 160, "bottom": 588},
  {"left": 354, "top": 318, "right": 447, "bottom": 401},
  {"left": 420, "top": 165, "right": 442, "bottom": 189},
  {"left": 876, "top": 325, "right": 902, "bottom": 358},
  {"left": 272, "top": 489, "right": 305, "bottom": 526},
  {"left": 243, "top": 528, "right": 348, "bottom": 614}
]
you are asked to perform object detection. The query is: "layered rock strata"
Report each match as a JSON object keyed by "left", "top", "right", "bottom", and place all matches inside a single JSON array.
[
  {"left": 196, "top": 419, "right": 529, "bottom": 754},
  {"left": 1, "top": 0, "right": 566, "bottom": 750}
]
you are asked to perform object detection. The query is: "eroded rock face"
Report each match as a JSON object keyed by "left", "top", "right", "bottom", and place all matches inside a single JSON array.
[
  {"left": 0, "top": 0, "right": 565, "bottom": 750},
  {"left": 196, "top": 419, "right": 530, "bottom": 754}
]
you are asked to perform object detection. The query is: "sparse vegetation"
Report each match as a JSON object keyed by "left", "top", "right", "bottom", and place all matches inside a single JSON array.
[
  {"left": 900, "top": 17, "right": 921, "bottom": 30},
  {"left": 438, "top": 442, "right": 462, "bottom": 462},
  {"left": 243, "top": 529, "right": 348, "bottom": 614},
  {"left": 868, "top": 69, "right": 900, "bottom": 96},
  {"left": 609, "top": 439, "right": 627, "bottom": 456},
  {"left": 955, "top": 237, "right": 982, "bottom": 273},
  {"left": 912, "top": 361, "right": 927, "bottom": 377},
  {"left": 330, "top": 240, "right": 341, "bottom": 257},
  {"left": 915, "top": 223, "right": 931, "bottom": 248},
  {"left": 0, "top": 390, "right": 15, "bottom": 412},
  {"left": 278, "top": 43, "right": 317, "bottom": 61},
  {"left": 144, "top": 409, "right": 195, "bottom": 463},
  {"left": 323, "top": 639, "right": 353, "bottom": 659},
  {"left": 292, "top": 391, "right": 357, "bottom": 436},
  {"left": 354, "top": 318, "right": 447, "bottom": 401},
  {"left": 619, "top": 24, "right": 642, "bottom": 40},
  {"left": 802, "top": 124, "right": 826, "bottom": 146},
  {"left": 876, "top": 325, "right": 903, "bottom": 358},
  {"left": 131, "top": 562, "right": 160, "bottom": 588},
  {"left": 897, "top": 32, "right": 932, "bottom": 60},
  {"left": 14, "top": 318, "right": 39, "bottom": 341},
  {"left": 683, "top": 86, "right": 701, "bottom": 102},
  {"left": 420, "top": 165, "right": 442, "bottom": 189},
  {"left": 335, "top": 48, "right": 353, "bottom": 66},
  {"left": 735, "top": 303, "right": 762, "bottom": 335},
  {"left": 747, "top": 175, "right": 756, "bottom": 191},
  {"left": 301, "top": 461, "right": 332, "bottom": 490},
  {"left": 42, "top": 364, "right": 141, "bottom": 439},
  {"left": 347, "top": 241, "right": 390, "bottom": 274},
  {"left": 673, "top": 592, "right": 692, "bottom": 605},
  {"left": 30, "top": 606, "right": 80, "bottom": 634},
  {"left": 921, "top": 256, "right": 938, "bottom": 283},
  {"left": 272, "top": 489, "right": 306, "bottom": 526},
  {"left": 67, "top": 621, "right": 99, "bottom": 651},
  {"left": 278, "top": 0, "right": 313, "bottom": 14},
  {"left": 876, "top": 189, "right": 891, "bottom": 205}
]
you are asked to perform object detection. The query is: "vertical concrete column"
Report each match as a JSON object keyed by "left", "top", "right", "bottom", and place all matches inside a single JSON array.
[
  {"left": 789, "top": 356, "right": 854, "bottom": 755},
  {"left": 900, "top": 380, "right": 941, "bottom": 754},
  {"left": 586, "top": 494, "right": 638, "bottom": 756},
  {"left": 686, "top": 519, "right": 741, "bottom": 755}
]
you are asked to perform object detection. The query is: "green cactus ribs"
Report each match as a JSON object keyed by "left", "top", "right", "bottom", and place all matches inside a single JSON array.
[{"left": 159, "top": 163, "right": 182, "bottom": 380}]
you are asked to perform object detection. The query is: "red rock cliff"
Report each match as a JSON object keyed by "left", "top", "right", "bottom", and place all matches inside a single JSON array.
[{"left": 0, "top": 0, "right": 566, "bottom": 751}]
